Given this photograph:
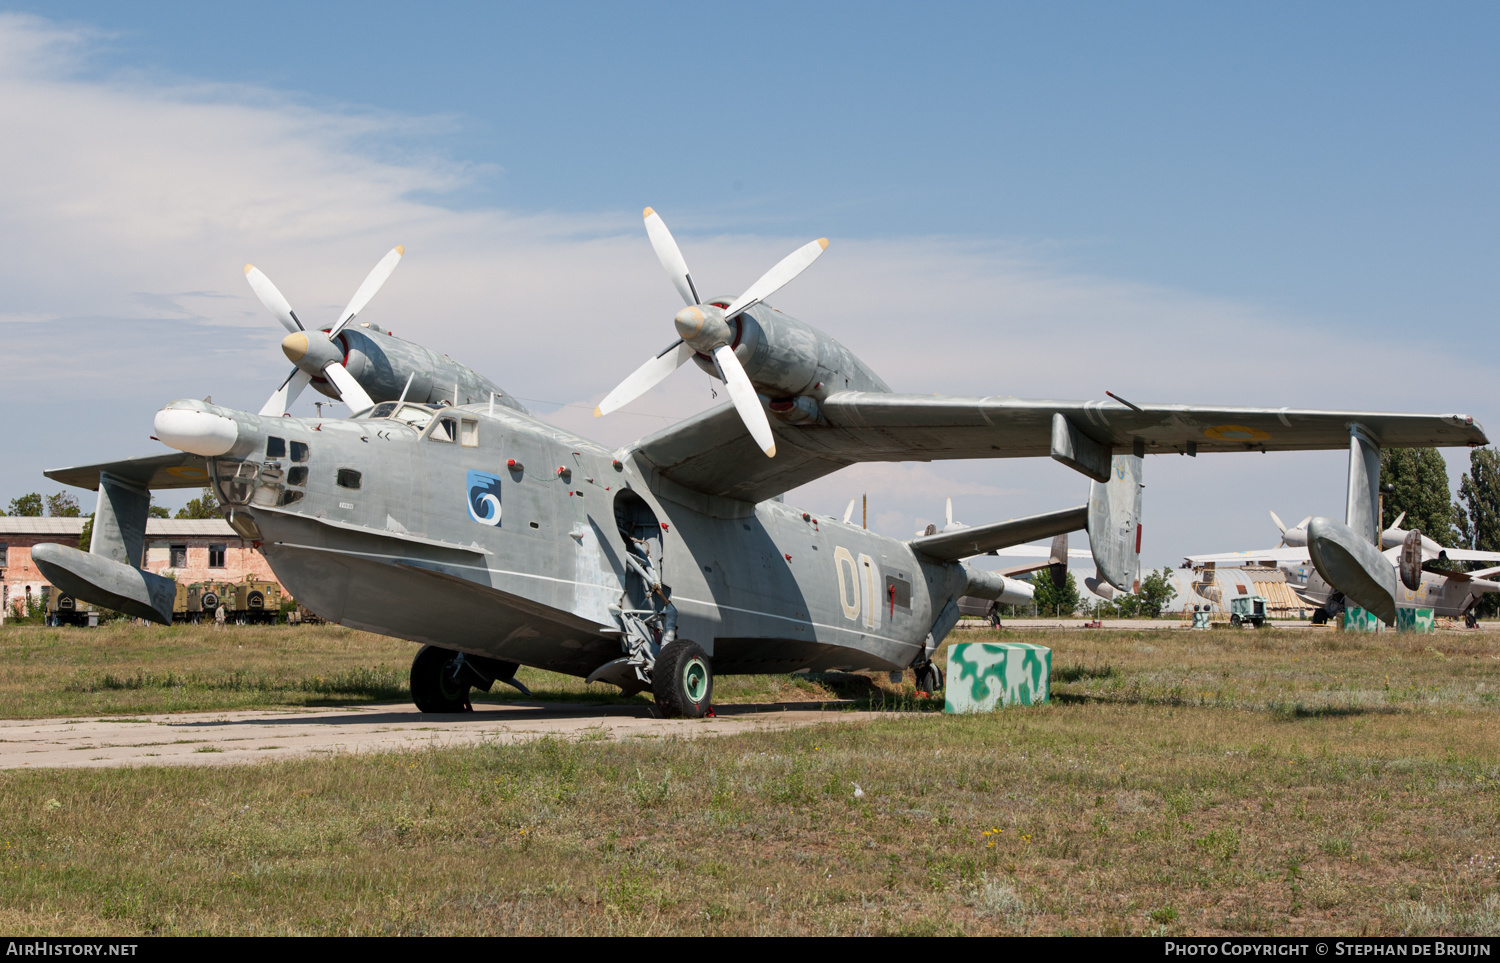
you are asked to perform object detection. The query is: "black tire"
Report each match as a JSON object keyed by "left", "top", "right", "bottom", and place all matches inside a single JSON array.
[
  {"left": 652, "top": 640, "right": 712, "bottom": 718},
  {"left": 914, "top": 662, "right": 944, "bottom": 693},
  {"left": 411, "top": 644, "right": 472, "bottom": 713}
]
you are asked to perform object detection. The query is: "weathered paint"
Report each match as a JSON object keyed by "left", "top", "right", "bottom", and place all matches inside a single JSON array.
[
  {"left": 1395, "top": 607, "right": 1435, "bottom": 633},
  {"left": 1343, "top": 606, "right": 1384, "bottom": 633},
  {"left": 944, "top": 642, "right": 1051, "bottom": 713}
]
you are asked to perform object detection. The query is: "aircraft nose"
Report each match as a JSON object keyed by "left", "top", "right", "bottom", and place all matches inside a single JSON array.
[{"left": 155, "top": 403, "right": 239, "bottom": 456}]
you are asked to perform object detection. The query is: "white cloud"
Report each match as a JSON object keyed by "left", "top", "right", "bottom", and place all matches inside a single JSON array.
[{"left": 0, "top": 12, "right": 1492, "bottom": 565}]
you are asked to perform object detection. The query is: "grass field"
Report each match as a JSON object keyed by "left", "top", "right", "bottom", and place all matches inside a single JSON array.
[{"left": 1, "top": 622, "right": 1498, "bottom": 935}]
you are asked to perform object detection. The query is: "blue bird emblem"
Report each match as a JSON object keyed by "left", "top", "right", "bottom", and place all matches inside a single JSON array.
[{"left": 466, "top": 470, "right": 502, "bottom": 526}]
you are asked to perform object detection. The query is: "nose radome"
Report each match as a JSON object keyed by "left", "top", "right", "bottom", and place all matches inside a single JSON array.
[
  {"left": 155, "top": 404, "right": 239, "bottom": 456},
  {"left": 281, "top": 331, "right": 310, "bottom": 363}
]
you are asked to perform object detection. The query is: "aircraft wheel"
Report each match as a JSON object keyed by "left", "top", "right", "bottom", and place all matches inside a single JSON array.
[
  {"left": 411, "top": 644, "right": 472, "bottom": 713},
  {"left": 652, "top": 640, "right": 712, "bottom": 718},
  {"left": 914, "top": 662, "right": 944, "bottom": 694}
]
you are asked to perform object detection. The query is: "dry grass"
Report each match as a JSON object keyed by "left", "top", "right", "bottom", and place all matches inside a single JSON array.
[
  {"left": 0, "top": 623, "right": 904, "bottom": 719},
  {"left": 1, "top": 622, "right": 1498, "bottom": 935}
]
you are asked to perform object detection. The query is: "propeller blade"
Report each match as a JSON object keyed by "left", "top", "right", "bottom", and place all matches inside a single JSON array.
[
  {"left": 594, "top": 339, "right": 694, "bottom": 416},
  {"left": 843, "top": 498, "right": 856, "bottom": 524},
  {"left": 1390, "top": 511, "right": 1407, "bottom": 531},
  {"left": 1269, "top": 509, "right": 1287, "bottom": 534},
  {"left": 245, "top": 265, "right": 303, "bottom": 334},
  {"left": 946, "top": 497, "right": 954, "bottom": 528},
  {"left": 323, "top": 362, "right": 376, "bottom": 413},
  {"left": 330, "top": 246, "right": 404, "bottom": 337},
  {"left": 643, "top": 208, "right": 700, "bottom": 307},
  {"left": 721, "top": 237, "right": 828, "bottom": 320},
  {"left": 259, "top": 368, "right": 312, "bottom": 417},
  {"left": 712, "top": 345, "right": 775, "bottom": 457}
]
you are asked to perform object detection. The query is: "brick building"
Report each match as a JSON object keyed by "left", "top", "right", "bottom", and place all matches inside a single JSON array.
[{"left": 0, "top": 517, "right": 282, "bottom": 619}]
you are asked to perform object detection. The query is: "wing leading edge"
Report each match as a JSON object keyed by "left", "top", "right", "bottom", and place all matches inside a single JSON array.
[{"left": 627, "top": 393, "right": 1487, "bottom": 504}]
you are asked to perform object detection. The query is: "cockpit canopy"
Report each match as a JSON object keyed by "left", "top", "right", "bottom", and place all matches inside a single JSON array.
[{"left": 365, "top": 402, "right": 439, "bottom": 431}]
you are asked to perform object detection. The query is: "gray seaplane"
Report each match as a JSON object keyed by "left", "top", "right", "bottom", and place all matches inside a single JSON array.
[{"left": 34, "top": 210, "right": 1490, "bottom": 717}]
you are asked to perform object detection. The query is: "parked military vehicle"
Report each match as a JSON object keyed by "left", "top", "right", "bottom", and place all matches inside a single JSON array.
[
  {"left": 1229, "top": 595, "right": 1268, "bottom": 628},
  {"left": 172, "top": 575, "right": 285, "bottom": 624},
  {"left": 46, "top": 587, "right": 99, "bottom": 627}
]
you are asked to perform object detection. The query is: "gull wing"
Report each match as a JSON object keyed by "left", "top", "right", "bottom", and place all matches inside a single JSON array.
[{"left": 627, "top": 393, "right": 1486, "bottom": 504}]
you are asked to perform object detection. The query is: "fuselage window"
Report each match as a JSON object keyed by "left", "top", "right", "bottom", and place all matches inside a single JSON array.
[
  {"left": 336, "top": 469, "right": 362, "bottom": 490},
  {"left": 460, "top": 418, "right": 479, "bottom": 447},
  {"left": 290, "top": 441, "right": 309, "bottom": 463},
  {"left": 287, "top": 466, "right": 308, "bottom": 487},
  {"left": 278, "top": 490, "right": 305, "bottom": 507},
  {"left": 266, "top": 437, "right": 286, "bottom": 458}
]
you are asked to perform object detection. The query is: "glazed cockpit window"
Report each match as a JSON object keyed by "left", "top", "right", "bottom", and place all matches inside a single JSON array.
[
  {"left": 366, "top": 403, "right": 436, "bottom": 431},
  {"left": 429, "top": 417, "right": 457, "bottom": 443}
]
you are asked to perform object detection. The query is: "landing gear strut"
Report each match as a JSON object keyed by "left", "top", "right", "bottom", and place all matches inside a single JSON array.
[
  {"left": 410, "top": 645, "right": 525, "bottom": 713},
  {"left": 913, "top": 662, "right": 944, "bottom": 694}
]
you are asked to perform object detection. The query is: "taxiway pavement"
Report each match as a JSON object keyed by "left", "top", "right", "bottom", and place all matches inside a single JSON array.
[{"left": 0, "top": 701, "right": 879, "bottom": 770}]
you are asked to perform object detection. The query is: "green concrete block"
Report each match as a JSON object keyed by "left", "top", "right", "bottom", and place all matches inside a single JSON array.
[
  {"left": 1343, "top": 606, "right": 1385, "bottom": 632},
  {"left": 1396, "top": 607, "right": 1435, "bottom": 633},
  {"left": 945, "top": 642, "right": 1051, "bottom": 713}
]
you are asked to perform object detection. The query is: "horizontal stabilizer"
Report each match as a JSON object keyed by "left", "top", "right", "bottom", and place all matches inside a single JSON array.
[
  {"left": 31, "top": 543, "right": 175, "bottom": 624},
  {"left": 46, "top": 452, "right": 212, "bottom": 492},
  {"left": 909, "top": 505, "right": 1087, "bottom": 562}
]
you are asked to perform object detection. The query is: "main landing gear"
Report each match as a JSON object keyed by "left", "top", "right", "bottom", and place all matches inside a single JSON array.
[
  {"left": 913, "top": 661, "right": 945, "bottom": 695},
  {"left": 410, "top": 645, "right": 528, "bottom": 713},
  {"left": 653, "top": 639, "right": 714, "bottom": 719}
]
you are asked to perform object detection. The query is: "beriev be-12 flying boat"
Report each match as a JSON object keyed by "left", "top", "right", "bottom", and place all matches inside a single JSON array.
[{"left": 32, "top": 210, "right": 1490, "bottom": 717}]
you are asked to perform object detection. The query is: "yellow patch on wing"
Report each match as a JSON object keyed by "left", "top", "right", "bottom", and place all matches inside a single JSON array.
[{"left": 1204, "top": 424, "right": 1271, "bottom": 442}]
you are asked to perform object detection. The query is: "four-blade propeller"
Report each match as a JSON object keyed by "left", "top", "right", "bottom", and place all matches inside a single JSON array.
[
  {"left": 246, "top": 247, "right": 405, "bottom": 417},
  {"left": 594, "top": 208, "right": 828, "bottom": 458}
]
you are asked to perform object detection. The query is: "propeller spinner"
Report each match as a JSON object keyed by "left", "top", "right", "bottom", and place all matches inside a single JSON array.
[
  {"left": 245, "top": 246, "right": 405, "bottom": 416},
  {"left": 594, "top": 208, "right": 829, "bottom": 458}
]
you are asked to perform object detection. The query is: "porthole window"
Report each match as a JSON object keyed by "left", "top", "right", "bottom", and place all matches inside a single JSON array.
[
  {"left": 287, "top": 466, "right": 308, "bottom": 487},
  {"left": 266, "top": 437, "right": 286, "bottom": 458},
  {"left": 290, "top": 441, "right": 309, "bottom": 462},
  {"left": 336, "top": 469, "right": 362, "bottom": 490},
  {"left": 277, "top": 490, "right": 304, "bottom": 507}
]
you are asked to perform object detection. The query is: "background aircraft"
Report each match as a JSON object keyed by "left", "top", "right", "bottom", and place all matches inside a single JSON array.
[{"left": 1185, "top": 507, "right": 1500, "bottom": 622}]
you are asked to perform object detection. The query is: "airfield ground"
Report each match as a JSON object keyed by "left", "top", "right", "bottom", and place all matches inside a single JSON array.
[{"left": 0, "top": 622, "right": 1496, "bottom": 936}]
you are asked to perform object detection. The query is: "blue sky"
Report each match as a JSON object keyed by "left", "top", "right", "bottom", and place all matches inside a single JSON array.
[{"left": 0, "top": 3, "right": 1495, "bottom": 569}]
